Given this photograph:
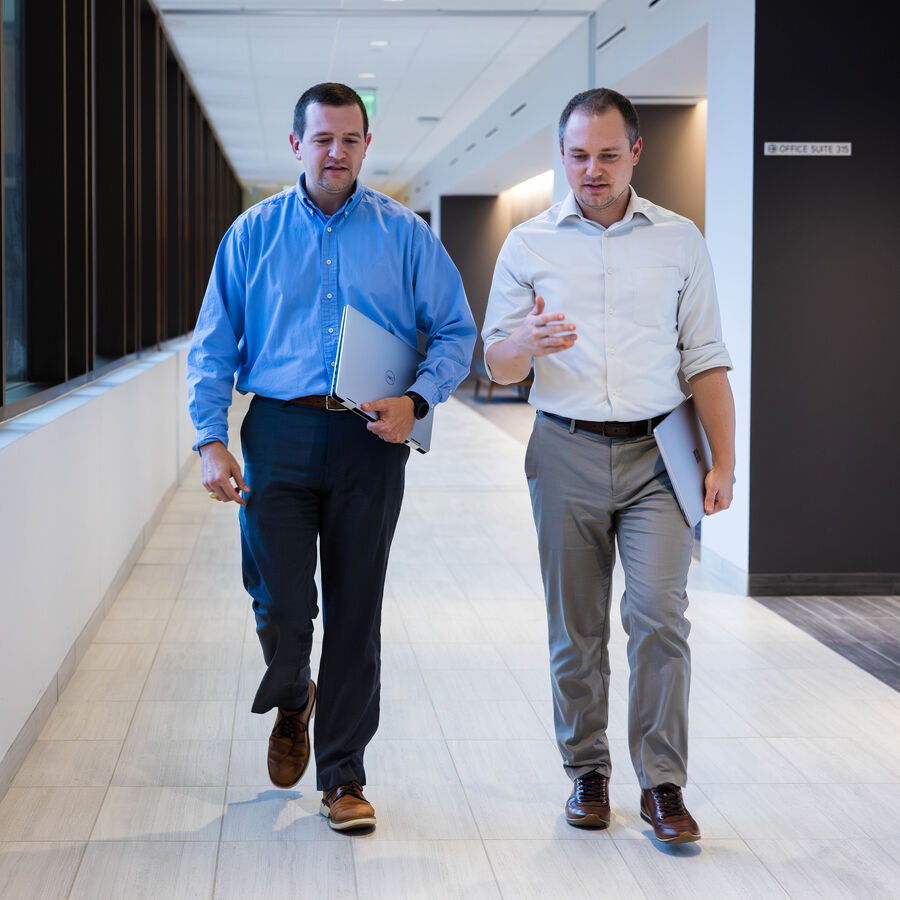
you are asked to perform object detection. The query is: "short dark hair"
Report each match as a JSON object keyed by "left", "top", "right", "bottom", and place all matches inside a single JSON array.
[
  {"left": 292, "top": 82, "right": 369, "bottom": 139},
  {"left": 558, "top": 88, "right": 640, "bottom": 148}
]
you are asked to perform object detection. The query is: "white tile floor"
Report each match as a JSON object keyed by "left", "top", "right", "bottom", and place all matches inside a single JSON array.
[{"left": 2, "top": 395, "right": 900, "bottom": 899}]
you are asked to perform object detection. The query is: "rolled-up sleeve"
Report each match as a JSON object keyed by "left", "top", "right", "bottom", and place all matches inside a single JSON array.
[
  {"left": 481, "top": 233, "right": 535, "bottom": 378},
  {"left": 186, "top": 220, "right": 248, "bottom": 450},
  {"left": 677, "top": 226, "right": 733, "bottom": 380},
  {"left": 408, "top": 219, "right": 477, "bottom": 407}
]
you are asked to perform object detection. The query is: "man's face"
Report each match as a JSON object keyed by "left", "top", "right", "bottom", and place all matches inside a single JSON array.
[
  {"left": 291, "top": 102, "right": 371, "bottom": 201},
  {"left": 561, "top": 107, "right": 642, "bottom": 222}
]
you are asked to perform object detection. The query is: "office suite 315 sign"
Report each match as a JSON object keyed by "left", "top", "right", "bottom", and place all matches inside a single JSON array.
[{"left": 764, "top": 142, "right": 852, "bottom": 156}]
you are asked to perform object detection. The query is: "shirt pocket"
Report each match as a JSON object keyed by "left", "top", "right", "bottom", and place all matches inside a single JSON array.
[{"left": 631, "top": 266, "right": 682, "bottom": 328}]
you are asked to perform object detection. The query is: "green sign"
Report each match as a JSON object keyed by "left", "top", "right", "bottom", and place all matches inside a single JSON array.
[{"left": 357, "top": 88, "right": 379, "bottom": 120}]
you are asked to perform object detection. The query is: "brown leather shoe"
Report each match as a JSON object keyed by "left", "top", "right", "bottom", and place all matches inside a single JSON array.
[
  {"left": 640, "top": 783, "right": 701, "bottom": 843},
  {"left": 267, "top": 681, "right": 316, "bottom": 789},
  {"left": 565, "top": 771, "right": 611, "bottom": 828},
  {"left": 320, "top": 781, "right": 376, "bottom": 831}
]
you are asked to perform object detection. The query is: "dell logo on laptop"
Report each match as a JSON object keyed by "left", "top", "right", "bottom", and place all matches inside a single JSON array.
[{"left": 385, "top": 370, "right": 396, "bottom": 386}]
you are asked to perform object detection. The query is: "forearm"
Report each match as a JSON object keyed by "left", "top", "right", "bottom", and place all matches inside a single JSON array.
[
  {"left": 689, "top": 367, "right": 735, "bottom": 470},
  {"left": 485, "top": 335, "right": 533, "bottom": 385}
]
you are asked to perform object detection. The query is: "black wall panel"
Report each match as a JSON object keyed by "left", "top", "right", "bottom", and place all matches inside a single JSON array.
[{"left": 750, "top": 0, "right": 900, "bottom": 578}]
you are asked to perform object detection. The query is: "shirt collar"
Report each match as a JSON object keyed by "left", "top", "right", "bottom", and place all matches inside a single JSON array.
[
  {"left": 555, "top": 185, "right": 657, "bottom": 228},
  {"left": 295, "top": 173, "right": 365, "bottom": 221}
]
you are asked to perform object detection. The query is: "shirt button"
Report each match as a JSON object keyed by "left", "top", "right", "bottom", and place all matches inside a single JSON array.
[
  {"left": 328, "top": 327, "right": 334, "bottom": 333},
  {"left": 331, "top": 362, "right": 336, "bottom": 367},
  {"left": 610, "top": 348, "right": 616, "bottom": 355},
  {"left": 608, "top": 307, "right": 615, "bottom": 315},
  {"left": 326, "top": 259, "right": 332, "bottom": 265},
  {"left": 327, "top": 227, "right": 332, "bottom": 232},
  {"left": 326, "top": 293, "right": 333, "bottom": 299},
  {"left": 607, "top": 267, "right": 613, "bottom": 274}
]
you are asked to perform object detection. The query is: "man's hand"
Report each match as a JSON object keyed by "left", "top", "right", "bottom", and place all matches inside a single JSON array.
[
  {"left": 485, "top": 295, "right": 576, "bottom": 384},
  {"left": 513, "top": 295, "right": 577, "bottom": 358},
  {"left": 200, "top": 440, "right": 250, "bottom": 505},
  {"left": 361, "top": 395, "right": 416, "bottom": 444},
  {"left": 703, "top": 466, "right": 734, "bottom": 516}
]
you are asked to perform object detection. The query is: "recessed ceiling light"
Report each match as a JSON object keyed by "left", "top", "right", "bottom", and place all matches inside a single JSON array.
[
  {"left": 370, "top": 40, "right": 389, "bottom": 47},
  {"left": 359, "top": 73, "right": 376, "bottom": 79}
]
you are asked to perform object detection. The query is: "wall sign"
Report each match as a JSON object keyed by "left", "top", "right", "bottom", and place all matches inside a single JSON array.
[{"left": 764, "top": 142, "right": 852, "bottom": 156}]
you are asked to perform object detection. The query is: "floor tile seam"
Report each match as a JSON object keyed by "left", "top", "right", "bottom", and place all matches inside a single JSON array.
[
  {"left": 84, "top": 503, "right": 198, "bottom": 843},
  {"left": 737, "top": 835, "right": 799, "bottom": 899},
  {"left": 58, "top": 836, "right": 90, "bottom": 900}
]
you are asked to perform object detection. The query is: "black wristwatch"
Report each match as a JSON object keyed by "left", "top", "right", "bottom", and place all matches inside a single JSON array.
[{"left": 404, "top": 390, "right": 429, "bottom": 420}]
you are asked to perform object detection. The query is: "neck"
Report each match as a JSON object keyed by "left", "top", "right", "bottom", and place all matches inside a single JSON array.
[{"left": 305, "top": 180, "right": 355, "bottom": 217}]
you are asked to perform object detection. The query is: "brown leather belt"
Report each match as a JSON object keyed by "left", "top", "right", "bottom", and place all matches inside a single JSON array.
[
  {"left": 286, "top": 394, "right": 348, "bottom": 411},
  {"left": 541, "top": 410, "right": 668, "bottom": 438}
]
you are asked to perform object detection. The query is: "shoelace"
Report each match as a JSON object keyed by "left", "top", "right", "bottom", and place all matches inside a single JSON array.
[
  {"left": 575, "top": 773, "right": 608, "bottom": 803},
  {"left": 326, "top": 781, "right": 365, "bottom": 803},
  {"left": 650, "top": 784, "right": 686, "bottom": 819},
  {"left": 272, "top": 710, "right": 306, "bottom": 742}
]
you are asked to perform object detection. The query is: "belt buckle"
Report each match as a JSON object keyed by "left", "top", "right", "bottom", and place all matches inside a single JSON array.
[
  {"left": 604, "top": 422, "right": 631, "bottom": 438},
  {"left": 325, "top": 395, "right": 347, "bottom": 411}
]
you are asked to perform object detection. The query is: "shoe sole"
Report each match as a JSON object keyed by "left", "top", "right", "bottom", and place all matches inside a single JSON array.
[
  {"left": 639, "top": 809, "right": 700, "bottom": 843},
  {"left": 268, "top": 691, "right": 316, "bottom": 789},
  {"left": 565, "top": 813, "right": 610, "bottom": 829},
  {"left": 319, "top": 802, "right": 376, "bottom": 830}
]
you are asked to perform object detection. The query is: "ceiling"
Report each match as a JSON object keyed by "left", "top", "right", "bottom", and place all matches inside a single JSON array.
[{"left": 154, "top": 1, "right": 602, "bottom": 194}]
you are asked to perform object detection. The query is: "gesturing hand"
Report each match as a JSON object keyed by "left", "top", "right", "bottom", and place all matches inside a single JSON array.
[{"left": 511, "top": 295, "right": 577, "bottom": 358}]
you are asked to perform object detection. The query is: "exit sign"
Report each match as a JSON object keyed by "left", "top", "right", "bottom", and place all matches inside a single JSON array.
[{"left": 357, "top": 88, "right": 379, "bottom": 120}]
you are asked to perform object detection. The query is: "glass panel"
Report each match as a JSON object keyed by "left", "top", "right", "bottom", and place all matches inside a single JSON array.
[{"left": 3, "top": 0, "right": 29, "bottom": 401}]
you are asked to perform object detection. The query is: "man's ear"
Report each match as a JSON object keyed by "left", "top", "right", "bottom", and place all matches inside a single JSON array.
[{"left": 289, "top": 132, "right": 302, "bottom": 161}]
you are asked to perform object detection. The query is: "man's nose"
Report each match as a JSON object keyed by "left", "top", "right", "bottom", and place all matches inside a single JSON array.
[{"left": 586, "top": 158, "right": 603, "bottom": 178}]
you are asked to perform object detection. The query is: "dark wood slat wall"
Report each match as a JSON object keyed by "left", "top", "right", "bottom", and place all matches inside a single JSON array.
[{"left": 0, "top": 0, "right": 242, "bottom": 421}]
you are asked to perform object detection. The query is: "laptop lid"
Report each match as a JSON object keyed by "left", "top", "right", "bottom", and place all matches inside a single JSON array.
[
  {"left": 653, "top": 395, "right": 711, "bottom": 527},
  {"left": 330, "top": 305, "right": 434, "bottom": 454}
]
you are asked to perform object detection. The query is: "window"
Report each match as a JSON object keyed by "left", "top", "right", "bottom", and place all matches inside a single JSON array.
[{"left": 0, "top": 0, "right": 241, "bottom": 420}]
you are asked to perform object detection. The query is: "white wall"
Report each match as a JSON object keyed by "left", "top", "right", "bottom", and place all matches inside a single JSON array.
[{"left": 0, "top": 342, "right": 196, "bottom": 776}]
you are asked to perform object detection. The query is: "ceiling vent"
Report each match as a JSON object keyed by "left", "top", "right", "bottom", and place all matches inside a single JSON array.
[
  {"left": 596, "top": 25, "right": 626, "bottom": 52},
  {"left": 417, "top": 115, "right": 440, "bottom": 124},
  {"left": 510, "top": 102, "right": 526, "bottom": 117},
  {"left": 465, "top": 143, "right": 476, "bottom": 152},
  {"left": 485, "top": 127, "right": 498, "bottom": 138}
]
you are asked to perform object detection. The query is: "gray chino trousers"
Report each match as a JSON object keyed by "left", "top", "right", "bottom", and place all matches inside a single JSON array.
[{"left": 525, "top": 411, "right": 694, "bottom": 789}]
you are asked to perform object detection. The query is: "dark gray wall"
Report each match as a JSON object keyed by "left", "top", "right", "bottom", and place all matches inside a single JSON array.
[
  {"left": 440, "top": 194, "right": 530, "bottom": 373},
  {"left": 631, "top": 103, "right": 706, "bottom": 233},
  {"left": 749, "top": 0, "right": 900, "bottom": 588}
]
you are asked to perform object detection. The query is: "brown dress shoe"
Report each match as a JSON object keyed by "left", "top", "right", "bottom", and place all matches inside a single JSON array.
[
  {"left": 565, "top": 771, "right": 611, "bottom": 828},
  {"left": 640, "top": 783, "right": 701, "bottom": 843},
  {"left": 267, "top": 681, "right": 316, "bottom": 789},
  {"left": 320, "top": 781, "right": 376, "bottom": 831}
]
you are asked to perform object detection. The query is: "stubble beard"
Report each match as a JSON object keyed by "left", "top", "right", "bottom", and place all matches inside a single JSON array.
[{"left": 580, "top": 183, "right": 628, "bottom": 211}]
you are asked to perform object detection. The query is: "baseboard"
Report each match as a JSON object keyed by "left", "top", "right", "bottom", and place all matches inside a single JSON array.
[
  {"left": 697, "top": 544, "right": 750, "bottom": 595},
  {"left": 0, "top": 477, "right": 179, "bottom": 801},
  {"left": 749, "top": 572, "right": 900, "bottom": 596}
]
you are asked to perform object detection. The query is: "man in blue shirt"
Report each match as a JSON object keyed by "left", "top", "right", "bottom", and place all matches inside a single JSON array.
[{"left": 187, "top": 83, "right": 475, "bottom": 832}]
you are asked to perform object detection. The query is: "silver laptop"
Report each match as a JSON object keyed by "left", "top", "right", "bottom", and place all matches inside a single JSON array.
[
  {"left": 329, "top": 305, "right": 434, "bottom": 454},
  {"left": 653, "top": 396, "right": 711, "bottom": 527}
]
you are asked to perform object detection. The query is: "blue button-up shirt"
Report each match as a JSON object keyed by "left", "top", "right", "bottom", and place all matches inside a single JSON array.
[{"left": 187, "top": 176, "right": 475, "bottom": 449}]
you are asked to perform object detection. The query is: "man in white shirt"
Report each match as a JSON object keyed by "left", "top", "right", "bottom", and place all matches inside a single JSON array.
[{"left": 482, "top": 88, "right": 735, "bottom": 844}]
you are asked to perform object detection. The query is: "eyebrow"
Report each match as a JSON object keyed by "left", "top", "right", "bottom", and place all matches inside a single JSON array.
[{"left": 309, "top": 130, "right": 363, "bottom": 139}]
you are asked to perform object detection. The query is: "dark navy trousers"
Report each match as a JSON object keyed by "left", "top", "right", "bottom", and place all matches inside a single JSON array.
[{"left": 239, "top": 395, "right": 409, "bottom": 790}]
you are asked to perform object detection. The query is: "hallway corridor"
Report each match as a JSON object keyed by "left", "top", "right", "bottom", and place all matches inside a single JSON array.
[{"left": 2, "top": 396, "right": 899, "bottom": 898}]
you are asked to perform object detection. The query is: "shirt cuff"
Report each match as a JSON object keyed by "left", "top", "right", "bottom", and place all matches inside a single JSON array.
[
  {"left": 409, "top": 376, "right": 438, "bottom": 409},
  {"left": 193, "top": 431, "right": 228, "bottom": 453},
  {"left": 680, "top": 343, "right": 733, "bottom": 381}
]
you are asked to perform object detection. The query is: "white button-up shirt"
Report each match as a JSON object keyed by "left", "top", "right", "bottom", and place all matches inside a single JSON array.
[{"left": 483, "top": 188, "right": 732, "bottom": 421}]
